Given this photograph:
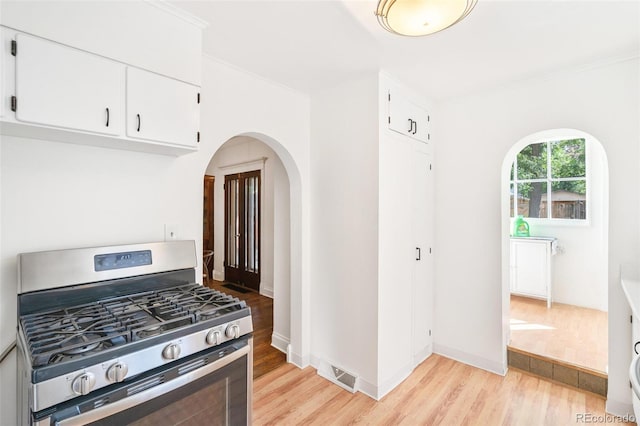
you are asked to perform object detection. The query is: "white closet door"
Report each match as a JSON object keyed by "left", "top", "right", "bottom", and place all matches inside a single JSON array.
[
  {"left": 15, "top": 33, "right": 124, "bottom": 135},
  {"left": 412, "top": 142, "right": 434, "bottom": 358}
]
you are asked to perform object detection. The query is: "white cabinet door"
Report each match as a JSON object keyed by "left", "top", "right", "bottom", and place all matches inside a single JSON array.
[
  {"left": 388, "top": 91, "right": 412, "bottom": 137},
  {"left": 14, "top": 33, "right": 124, "bottom": 135},
  {"left": 411, "top": 142, "right": 433, "bottom": 360},
  {"left": 388, "top": 91, "right": 430, "bottom": 144},
  {"left": 407, "top": 101, "right": 430, "bottom": 143},
  {"left": 510, "top": 239, "right": 550, "bottom": 303},
  {"left": 126, "top": 67, "right": 199, "bottom": 148}
]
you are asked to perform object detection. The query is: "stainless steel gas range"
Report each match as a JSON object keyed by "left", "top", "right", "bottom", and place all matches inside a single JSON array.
[{"left": 16, "top": 240, "right": 253, "bottom": 425}]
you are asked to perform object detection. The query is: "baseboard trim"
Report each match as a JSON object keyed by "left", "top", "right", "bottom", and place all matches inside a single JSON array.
[
  {"left": 289, "top": 350, "right": 309, "bottom": 369},
  {"left": 413, "top": 344, "right": 433, "bottom": 368},
  {"left": 434, "top": 343, "right": 506, "bottom": 376},
  {"left": 260, "top": 286, "right": 274, "bottom": 298},
  {"left": 357, "top": 377, "right": 378, "bottom": 400},
  {"left": 212, "top": 270, "right": 224, "bottom": 281},
  {"left": 271, "top": 332, "right": 289, "bottom": 354},
  {"left": 309, "top": 349, "right": 436, "bottom": 401},
  {"left": 376, "top": 362, "right": 414, "bottom": 400},
  {"left": 310, "top": 354, "right": 376, "bottom": 397}
]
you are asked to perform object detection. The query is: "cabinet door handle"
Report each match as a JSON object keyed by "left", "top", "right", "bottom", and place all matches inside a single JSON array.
[
  {"left": 413, "top": 121, "right": 418, "bottom": 135},
  {"left": 407, "top": 118, "right": 413, "bottom": 133},
  {"left": 105, "top": 108, "right": 110, "bottom": 127},
  {"left": 635, "top": 341, "right": 640, "bottom": 355},
  {"left": 416, "top": 247, "right": 421, "bottom": 261},
  {"left": 136, "top": 114, "right": 141, "bottom": 132}
]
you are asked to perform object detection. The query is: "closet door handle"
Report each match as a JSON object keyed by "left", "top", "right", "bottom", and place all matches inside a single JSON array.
[
  {"left": 136, "top": 114, "right": 141, "bottom": 132},
  {"left": 105, "top": 108, "right": 110, "bottom": 127},
  {"left": 407, "top": 118, "right": 413, "bottom": 133},
  {"left": 413, "top": 121, "right": 418, "bottom": 135},
  {"left": 416, "top": 247, "right": 421, "bottom": 261},
  {"left": 635, "top": 341, "right": 640, "bottom": 355}
]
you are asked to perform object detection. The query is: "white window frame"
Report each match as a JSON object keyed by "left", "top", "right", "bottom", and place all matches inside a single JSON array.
[{"left": 511, "top": 138, "right": 588, "bottom": 223}]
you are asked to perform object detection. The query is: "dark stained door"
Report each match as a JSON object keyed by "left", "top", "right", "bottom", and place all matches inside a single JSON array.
[
  {"left": 224, "top": 170, "right": 260, "bottom": 290},
  {"left": 203, "top": 175, "right": 215, "bottom": 253}
]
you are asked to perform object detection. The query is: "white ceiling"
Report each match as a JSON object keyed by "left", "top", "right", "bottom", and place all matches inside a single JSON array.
[{"left": 171, "top": 0, "right": 640, "bottom": 100}]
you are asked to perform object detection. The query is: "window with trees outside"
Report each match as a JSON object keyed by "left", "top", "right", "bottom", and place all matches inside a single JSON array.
[{"left": 510, "top": 138, "right": 586, "bottom": 220}]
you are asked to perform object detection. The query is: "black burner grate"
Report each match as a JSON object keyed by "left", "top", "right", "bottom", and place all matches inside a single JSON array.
[{"left": 21, "top": 284, "right": 246, "bottom": 368}]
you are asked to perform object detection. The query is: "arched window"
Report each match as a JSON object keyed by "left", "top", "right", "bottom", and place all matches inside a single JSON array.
[{"left": 510, "top": 138, "right": 586, "bottom": 220}]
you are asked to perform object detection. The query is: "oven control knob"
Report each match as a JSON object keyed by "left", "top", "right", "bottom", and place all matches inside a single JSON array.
[
  {"left": 107, "top": 362, "right": 129, "bottom": 383},
  {"left": 71, "top": 372, "right": 96, "bottom": 395},
  {"left": 225, "top": 324, "right": 240, "bottom": 339},
  {"left": 206, "top": 329, "right": 222, "bottom": 346},
  {"left": 162, "top": 343, "right": 181, "bottom": 360}
]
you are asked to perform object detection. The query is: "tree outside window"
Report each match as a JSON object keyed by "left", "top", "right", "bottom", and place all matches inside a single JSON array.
[{"left": 510, "top": 139, "right": 586, "bottom": 220}]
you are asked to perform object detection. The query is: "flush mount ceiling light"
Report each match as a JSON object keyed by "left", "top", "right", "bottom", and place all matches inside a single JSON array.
[{"left": 376, "top": 0, "right": 477, "bottom": 37}]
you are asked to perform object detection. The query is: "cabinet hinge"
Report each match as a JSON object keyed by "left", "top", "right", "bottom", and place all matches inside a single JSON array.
[
  {"left": 388, "top": 116, "right": 390, "bottom": 124},
  {"left": 10, "top": 96, "right": 17, "bottom": 112},
  {"left": 429, "top": 329, "right": 431, "bottom": 337},
  {"left": 197, "top": 131, "right": 200, "bottom": 143},
  {"left": 197, "top": 93, "right": 201, "bottom": 104},
  {"left": 429, "top": 247, "right": 432, "bottom": 254},
  {"left": 11, "top": 40, "right": 17, "bottom": 56},
  {"left": 388, "top": 93, "right": 391, "bottom": 101},
  {"left": 429, "top": 163, "right": 432, "bottom": 171},
  {"left": 427, "top": 115, "right": 430, "bottom": 122},
  {"left": 428, "top": 133, "right": 430, "bottom": 141},
  {"left": 632, "top": 315, "right": 633, "bottom": 323}
]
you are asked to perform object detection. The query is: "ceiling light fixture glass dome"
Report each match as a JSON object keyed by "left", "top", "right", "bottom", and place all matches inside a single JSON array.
[{"left": 376, "top": 0, "right": 478, "bottom": 37}]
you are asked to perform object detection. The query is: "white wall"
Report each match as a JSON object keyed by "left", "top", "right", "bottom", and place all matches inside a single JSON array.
[
  {"left": 506, "top": 134, "right": 608, "bottom": 311},
  {"left": 205, "top": 136, "right": 291, "bottom": 347},
  {"left": 0, "top": 51, "right": 311, "bottom": 425},
  {"left": 273, "top": 155, "right": 292, "bottom": 348},
  {"left": 435, "top": 58, "right": 639, "bottom": 414},
  {"left": 310, "top": 73, "right": 380, "bottom": 394}
]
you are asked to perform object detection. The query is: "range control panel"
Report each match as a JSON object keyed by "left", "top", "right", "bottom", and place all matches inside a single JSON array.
[{"left": 94, "top": 250, "right": 152, "bottom": 271}]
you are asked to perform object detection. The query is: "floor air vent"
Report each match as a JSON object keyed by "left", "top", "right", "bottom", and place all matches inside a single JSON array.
[{"left": 331, "top": 365, "right": 357, "bottom": 392}]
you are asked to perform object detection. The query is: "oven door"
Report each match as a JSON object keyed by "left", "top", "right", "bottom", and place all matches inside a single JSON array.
[{"left": 37, "top": 338, "right": 252, "bottom": 426}]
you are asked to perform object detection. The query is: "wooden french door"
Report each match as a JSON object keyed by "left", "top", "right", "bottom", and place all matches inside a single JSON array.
[
  {"left": 224, "top": 170, "right": 261, "bottom": 290},
  {"left": 203, "top": 175, "right": 215, "bottom": 253}
]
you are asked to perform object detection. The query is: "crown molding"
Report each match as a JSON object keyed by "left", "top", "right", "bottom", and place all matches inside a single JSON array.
[{"left": 145, "top": 0, "right": 209, "bottom": 29}]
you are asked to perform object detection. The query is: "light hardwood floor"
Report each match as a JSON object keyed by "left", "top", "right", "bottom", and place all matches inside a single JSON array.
[
  {"left": 509, "top": 295, "right": 608, "bottom": 373},
  {"left": 254, "top": 355, "right": 632, "bottom": 425}
]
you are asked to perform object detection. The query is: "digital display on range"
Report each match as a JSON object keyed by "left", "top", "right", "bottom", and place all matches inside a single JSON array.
[{"left": 94, "top": 250, "right": 152, "bottom": 271}]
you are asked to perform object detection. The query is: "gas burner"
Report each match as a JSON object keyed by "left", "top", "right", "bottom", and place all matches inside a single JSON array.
[
  {"left": 135, "top": 325, "right": 167, "bottom": 339},
  {"left": 60, "top": 334, "right": 102, "bottom": 355}
]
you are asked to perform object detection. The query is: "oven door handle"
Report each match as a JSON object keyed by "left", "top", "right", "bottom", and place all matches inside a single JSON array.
[{"left": 53, "top": 342, "right": 251, "bottom": 426}]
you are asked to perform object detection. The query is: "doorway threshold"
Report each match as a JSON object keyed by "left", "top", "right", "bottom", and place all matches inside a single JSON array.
[{"left": 507, "top": 346, "right": 607, "bottom": 397}]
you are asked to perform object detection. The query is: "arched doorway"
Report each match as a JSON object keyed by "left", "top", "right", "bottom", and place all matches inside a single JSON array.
[
  {"left": 202, "top": 132, "right": 306, "bottom": 376},
  {"left": 501, "top": 129, "right": 609, "bottom": 374}
]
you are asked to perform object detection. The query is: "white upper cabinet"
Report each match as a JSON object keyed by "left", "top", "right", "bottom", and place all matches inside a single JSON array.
[
  {"left": 126, "top": 67, "right": 200, "bottom": 148},
  {"left": 387, "top": 90, "right": 430, "bottom": 144},
  {"left": 14, "top": 33, "right": 124, "bottom": 136},
  {"left": 2, "top": 27, "right": 201, "bottom": 156}
]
